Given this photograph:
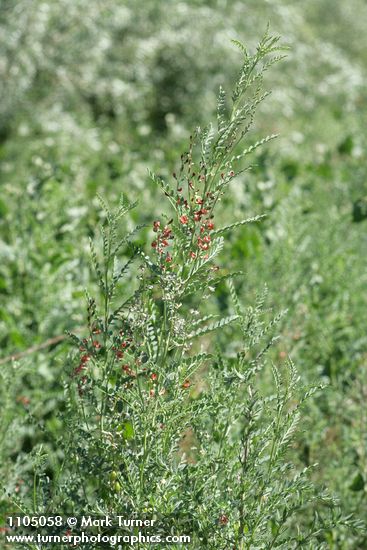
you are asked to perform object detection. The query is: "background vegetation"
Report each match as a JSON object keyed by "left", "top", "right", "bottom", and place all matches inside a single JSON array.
[{"left": 0, "top": 0, "right": 366, "bottom": 548}]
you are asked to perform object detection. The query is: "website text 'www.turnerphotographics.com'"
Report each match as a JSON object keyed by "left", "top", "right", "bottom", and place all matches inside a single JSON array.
[{"left": 1, "top": 515, "right": 192, "bottom": 546}]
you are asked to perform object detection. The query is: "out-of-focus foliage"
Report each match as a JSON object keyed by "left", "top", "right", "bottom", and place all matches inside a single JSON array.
[{"left": 0, "top": 0, "right": 366, "bottom": 547}]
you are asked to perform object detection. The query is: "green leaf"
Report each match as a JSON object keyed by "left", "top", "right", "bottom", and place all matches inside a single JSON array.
[
  {"left": 123, "top": 421, "right": 134, "bottom": 440},
  {"left": 186, "top": 237, "right": 224, "bottom": 282},
  {"left": 231, "top": 134, "right": 278, "bottom": 163},
  {"left": 349, "top": 472, "right": 364, "bottom": 492},
  {"left": 188, "top": 315, "right": 239, "bottom": 339},
  {"left": 212, "top": 215, "right": 265, "bottom": 237},
  {"left": 217, "top": 86, "right": 227, "bottom": 134},
  {"left": 117, "top": 421, "right": 134, "bottom": 440}
]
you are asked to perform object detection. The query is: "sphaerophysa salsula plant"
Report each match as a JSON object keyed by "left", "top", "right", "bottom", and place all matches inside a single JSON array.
[{"left": 7, "top": 30, "right": 360, "bottom": 550}]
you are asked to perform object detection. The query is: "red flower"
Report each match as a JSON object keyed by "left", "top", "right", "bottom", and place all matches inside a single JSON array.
[
  {"left": 198, "top": 237, "right": 210, "bottom": 251},
  {"left": 182, "top": 379, "right": 190, "bottom": 389},
  {"left": 16, "top": 395, "right": 30, "bottom": 406},
  {"left": 206, "top": 221, "right": 214, "bottom": 230},
  {"left": 153, "top": 220, "right": 161, "bottom": 232},
  {"left": 122, "top": 364, "right": 134, "bottom": 376},
  {"left": 151, "top": 240, "right": 157, "bottom": 248},
  {"left": 165, "top": 254, "right": 172, "bottom": 263},
  {"left": 150, "top": 373, "right": 157, "bottom": 381},
  {"left": 219, "top": 514, "right": 228, "bottom": 525},
  {"left": 229, "top": 170, "right": 235, "bottom": 177},
  {"left": 93, "top": 340, "right": 101, "bottom": 349},
  {"left": 80, "top": 354, "right": 90, "bottom": 363},
  {"left": 180, "top": 215, "right": 188, "bottom": 224},
  {"left": 162, "top": 226, "right": 172, "bottom": 238},
  {"left": 74, "top": 363, "right": 86, "bottom": 376},
  {"left": 190, "top": 252, "right": 197, "bottom": 259}
]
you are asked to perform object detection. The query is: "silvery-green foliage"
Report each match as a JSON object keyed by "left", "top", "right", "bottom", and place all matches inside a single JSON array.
[{"left": 11, "top": 33, "right": 346, "bottom": 549}]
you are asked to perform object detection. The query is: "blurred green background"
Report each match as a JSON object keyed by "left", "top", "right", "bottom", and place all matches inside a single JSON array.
[{"left": 0, "top": 1, "right": 366, "bottom": 547}]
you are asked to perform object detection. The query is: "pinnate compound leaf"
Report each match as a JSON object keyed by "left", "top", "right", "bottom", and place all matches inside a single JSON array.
[
  {"left": 188, "top": 314, "right": 239, "bottom": 339},
  {"left": 212, "top": 215, "right": 265, "bottom": 237}
]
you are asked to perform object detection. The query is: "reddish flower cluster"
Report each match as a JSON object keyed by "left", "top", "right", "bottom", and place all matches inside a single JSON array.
[
  {"left": 197, "top": 234, "right": 211, "bottom": 250},
  {"left": 221, "top": 170, "right": 235, "bottom": 179},
  {"left": 218, "top": 514, "right": 229, "bottom": 526},
  {"left": 151, "top": 220, "right": 174, "bottom": 267},
  {"left": 155, "top": 163, "right": 232, "bottom": 265},
  {"left": 16, "top": 395, "right": 30, "bottom": 406},
  {"left": 14, "top": 479, "right": 24, "bottom": 494},
  {"left": 193, "top": 214, "right": 215, "bottom": 259},
  {"left": 193, "top": 207, "right": 209, "bottom": 222},
  {"left": 152, "top": 220, "right": 174, "bottom": 270},
  {"left": 79, "top": 333, "right": 103, "bottom": 354},
  {"left": 112, "top": 330, "right": 133, "bottom": 361},
  {"left": 77, "top": 375, "right": 88, "bottom": 396},
  {"left": 122, "top": 364, "right": 135, "bottom": 377},
  {"left": 73, "top": 329, "right": 104, "bottom": 380},
  {"left": 73, "top": 353, "right": 90, "bottom": 376},
  {"left": 174, "top": 171, "right": 216, "bottom": 260}
]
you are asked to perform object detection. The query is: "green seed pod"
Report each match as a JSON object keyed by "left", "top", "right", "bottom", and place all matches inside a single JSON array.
[{"left": 113, "top": 481, "right": 122, "bottom": 493}]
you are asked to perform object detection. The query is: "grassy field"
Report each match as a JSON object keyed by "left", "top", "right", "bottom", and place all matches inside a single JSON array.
[{"left": 1, "top": 1, "right": 367, "bottom": 548}]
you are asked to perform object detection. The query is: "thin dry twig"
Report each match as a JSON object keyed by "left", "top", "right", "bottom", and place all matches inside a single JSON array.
[{"left": 0, "top": 334, "right": 69, "bottom": 365}]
